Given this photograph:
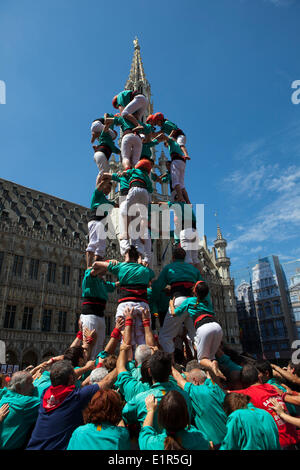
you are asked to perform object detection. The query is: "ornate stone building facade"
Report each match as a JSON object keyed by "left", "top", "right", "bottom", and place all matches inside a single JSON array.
[{"left": 0, "top": 39, "right": 241, "bottom": 368}]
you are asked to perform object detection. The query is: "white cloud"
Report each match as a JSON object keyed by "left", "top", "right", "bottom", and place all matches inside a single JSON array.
[
  {"left": 268, "top": 166, "right": 300, "bottom": 192},
  {"left": 221, "top": 120, "right": 300, "bottom": 270},
  {"left": 224, "top": 163, "right": 277, "bottom": 197},
  {"left": 264, "top": 0, "right": 295, "bottom": 6}
]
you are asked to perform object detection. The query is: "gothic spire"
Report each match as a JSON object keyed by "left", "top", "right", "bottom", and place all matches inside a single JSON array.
[
  {"left": 216, "top": 224, "right": 223, "bottom": 240},
  {"left": 126, "top": 37, "right": 147, "bottom": 88},
  {"left": 125, "top": 37, "right": 153, "bottom": 115}
]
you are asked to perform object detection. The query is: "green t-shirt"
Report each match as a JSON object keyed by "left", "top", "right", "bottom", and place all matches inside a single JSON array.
[
  {"left": 107, "top": 261, "right": 155, "bottom": 286},
  {"left": 115, "top": 371, "right": 151, "bottom": 403},
  {"left": 0, "top": 388, "right": 40, "bottom": 449},
  {"left": 148, "top": 287, "right": 170, "bottom": 315},
  {"left": 217, "top": 354, "right": 242, "bottom": 373},
  {"left": 138, "top": 424, "right": 210, "bottom": 451},
  {"left": 33, "top": 371, "right": 51, "bottom": 398},
  {"left": 161, "top": 120, "right": 178, "bottom": 135},
  {"left": 66, "top": 422, "right": 131, "bottom": 450},
  {"left": 183, "top": 381, "right": 227, "bottom": 446},
  {"left": 116, "top": 90, "right": 133, "bottom": 108},
  {"left": 174, "top": 296, "right": 214, "bottom": 321},
  {"left": 141, "top": 139, "right": 159, "bottom": 159},
  {"left": 151, "top": 260, "right": 203, "bottom": 303},
  {"left": 126, "top": 168, "right": 153, "bottom": 193},
  {"left": 141, "top": 123, "right": 155, "bottom": 135},
  {"left": 219, "top": 403, "right": 281, "bottom": 450},
  {"left": 166, "top": 136, "right": 184, "bottom": 156},
  {"left": 97, "top": 130, "right": 120, "bottom": 154},
  {"left": 90, "top": 188, "right": 115, "bottom": 212},
  {"left": 82, "top": 268, "right": 116, "bottom": 300},
  {"left": 122, "top": 381, "right": 193, "bottom": 431},
  {"left": 113, "top": 115, "right": 143, "bottom": 133},
  {"left": 111, "top": 172, "right": 130, "bottom": 193}
]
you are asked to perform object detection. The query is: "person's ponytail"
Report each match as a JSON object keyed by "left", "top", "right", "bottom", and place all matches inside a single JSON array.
[{"left": 164, "top": 433, "right": 184, "bottom": 450}]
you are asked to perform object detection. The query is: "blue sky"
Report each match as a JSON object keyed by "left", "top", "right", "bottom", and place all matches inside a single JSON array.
[{"left": 0, "top": 0, "right": 300, "bottom": 276}]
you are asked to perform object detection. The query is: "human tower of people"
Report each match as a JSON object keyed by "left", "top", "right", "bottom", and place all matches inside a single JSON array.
[
  {"left": 83, "top": 87, "right": 218, "bottom": 373},
  {"left": 1, "top": 89, "right": 300, "bottom": 452}
]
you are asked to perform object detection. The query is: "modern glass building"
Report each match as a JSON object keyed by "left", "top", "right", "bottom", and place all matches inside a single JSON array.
[{"left": 233, "top": 255, "right": 298, "bottom": 361}]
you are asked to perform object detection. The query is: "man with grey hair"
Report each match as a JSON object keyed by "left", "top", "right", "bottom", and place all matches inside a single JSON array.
[
  {"left": 0, "top": 371, "right": 40, "bottom": 449},
  {"left": 26, "top": 360, "right": 117, "bottom": 450},
  {"left": 89, "top": 366, "right": 109, "bottom": 384},
  {"left": 130, "top": 344, "right": 152, "bottom": 381},
  {"left": 186, "top": 368, "right": 207, "bottom": 385}
]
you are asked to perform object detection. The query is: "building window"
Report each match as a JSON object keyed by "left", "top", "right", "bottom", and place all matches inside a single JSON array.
[
  {"left": 264, "top": 302, "right": 272, "bottom": 317},
  {"left": 273, "top": 300, "right": 281, "bottom": 315},
  {"left": 58, "top": 311, "right": 67, "bottom": 332},
  {"left": 47, "top": 262, "right": 56, "bottom": 283},
  {"left": 42, "top": 309, "right": 52, "bottom": 331},
  {"left": 29, "top": 258, "right": 39, "bottom": 280},
  {"left": 22, "top": 307, "right": 33, "bottom": 330},
  {"left": 4, "top": 305, "right": 16, "bottom": 328},
  {"left": 74, "top": 313, "right": 80, "bottom": 333},
  {"left": 275, "top": 319, "right": 285, "bottom": 337},
  {"left": 293, "top": 307, "right": 300, "bottom": 322},
  {"left": 12, "top": 255, "right": 23, "bottom": 277},
  {"left": 62, "top": 265, "right": 70, "bottom": 286}
]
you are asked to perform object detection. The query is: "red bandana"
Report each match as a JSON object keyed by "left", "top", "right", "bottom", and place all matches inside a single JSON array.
[{"left": 43, "top": 385, "right": 75, "bottom": 412}]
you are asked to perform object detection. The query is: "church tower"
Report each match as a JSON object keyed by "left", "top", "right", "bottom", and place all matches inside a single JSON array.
[
  {"left": 125, "top": 37, "right": 153, "bottom": 120},
  {"left": 213, "top": 225, "right": 231, "bottom": 280}
]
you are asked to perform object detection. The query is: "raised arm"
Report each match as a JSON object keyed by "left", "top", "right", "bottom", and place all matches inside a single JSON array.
[
  {"left": 116, "top": 343, "right": 132, "bottom": 375},
  {"left": 91, "top": 260, "right": 110, "bottom": 277},
  {"left": 103, "top": 316, "right": 125, "bottom": 355},
  {"left": 123, "top": 307, "right": 134, "bottom": 347},
  {"left": 171, "top": 366, "right": 187, "bottom": 390},
  {"left": 271, "top": 364, "right": 300, "bottom": 387},
  {"left": 141, "top": 307, "right": 156, "bottom": 347}
]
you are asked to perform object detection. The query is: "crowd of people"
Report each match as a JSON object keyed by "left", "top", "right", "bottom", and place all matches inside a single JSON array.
[{"left": 1, "top": 88, "right": 300, "bottom": 451}]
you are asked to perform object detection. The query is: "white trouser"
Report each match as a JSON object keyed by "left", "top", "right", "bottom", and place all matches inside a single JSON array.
[
  {"left": 91, "top": 121, "right": 116, "bottom": 140},
  {"left": 121, "top": 133, "right": 142, "bottom": 169},
  {"left": 93, "top": 151, "right": 110, "bottom": 175},
  {"left": 158, "top": 296, "right": 196, "bottom": 354},
  {"left": 180, "top": 228, "right": 200, "bottom": 264},
  {"left": 86, "top": 220, "right": 106, "bottom": 257},
  {"left": 119, "top": 198, "right": 128, "bottom": 239},
  {"left": 171, "top": 159, "right": 186, "bottom": 189},
  {"left": 121, "top": 94, "right": 148, "bottom": 121},
  {"left": 126, "top": 187, "right": 150, "bottom": 242},
  {"left": 176, "top": 134, "right": 186, "bottom": 147},
  {"left": 194, "top": 322, "right": 223, "bottom": 361},
  {"left": 116, "top": 301, "right": 150, "bottom": 346},
  {"left": 141, "top": 235, "right": 152, "bottom": 267},
  {"left": 79, "top": 314, "right": 106, "bottom": 360}
]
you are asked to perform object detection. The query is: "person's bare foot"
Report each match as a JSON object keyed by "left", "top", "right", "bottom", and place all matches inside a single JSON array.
[{"left": 212, "top": 361, "right": 226, "bottom": 380}]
